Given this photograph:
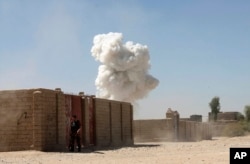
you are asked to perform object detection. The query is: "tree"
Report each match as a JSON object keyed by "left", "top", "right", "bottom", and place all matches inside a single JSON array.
[
  {"left": 209, "top": 97, "right": 220, "bottom": 121},
  {"left": 237, "top": 112, "right": 245, "bottom": 121},
  {"left": 244, "top": 105, "right": 250, "bottom": 122}
]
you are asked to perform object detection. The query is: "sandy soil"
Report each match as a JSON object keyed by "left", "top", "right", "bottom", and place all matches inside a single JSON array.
[{"left": 0, "top": 135, "right": 250, "bottom": 164}]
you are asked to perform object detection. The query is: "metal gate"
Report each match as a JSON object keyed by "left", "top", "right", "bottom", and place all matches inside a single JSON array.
[
  {"left": 65, "top": 94, "right": 95, "bottom": 148},
  {"left": 65, "top": 95, "right": 82, "bottom": 147}
]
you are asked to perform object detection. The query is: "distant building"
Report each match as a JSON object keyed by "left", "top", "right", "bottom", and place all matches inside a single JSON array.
[
  {"left": 208, "top": 111, "right": 241, "bottom": 122},
  {"left": 190, "top": 115, "right": 202, "bottom": 122}
]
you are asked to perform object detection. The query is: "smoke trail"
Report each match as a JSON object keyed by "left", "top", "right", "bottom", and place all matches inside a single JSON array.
[{"left": 91, "top": 32, "right": 159, "bottom": 103}]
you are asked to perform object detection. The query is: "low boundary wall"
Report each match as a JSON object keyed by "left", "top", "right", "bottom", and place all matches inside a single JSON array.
[{"left": 134, "top": 117, "right": 212, "bottom": 142}]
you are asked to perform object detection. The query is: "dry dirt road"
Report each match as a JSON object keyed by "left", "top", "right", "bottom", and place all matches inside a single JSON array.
[{"left": 0, "top": 135, "right": 250, "bottom": 164}]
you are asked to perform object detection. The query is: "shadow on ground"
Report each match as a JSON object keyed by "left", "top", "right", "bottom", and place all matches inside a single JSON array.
[{"left": 61, "top": 143, "right": 161, "bottom": 154}]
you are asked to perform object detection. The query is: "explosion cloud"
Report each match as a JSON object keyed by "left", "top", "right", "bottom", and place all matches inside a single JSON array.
[{"left": 91, "top": 32, "right": 159, "bottom": 103}]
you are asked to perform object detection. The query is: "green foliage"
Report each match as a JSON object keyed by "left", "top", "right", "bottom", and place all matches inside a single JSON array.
[
  {"left": 244, "top": 105, "right": 250, "bottom": 122},
  {"left": 242, "top": 121, "right": 250, "bottom": 132},
  {"left": 237, "top": 112, "right": 245, "bottom": 121},
  {"left": 209, "top": 97, "right": 220, "bottom": 121}
]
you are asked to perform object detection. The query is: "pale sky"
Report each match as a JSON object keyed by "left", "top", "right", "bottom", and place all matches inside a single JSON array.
[{"left": 0, "top": 0, "right": 250, "bottom": 120}]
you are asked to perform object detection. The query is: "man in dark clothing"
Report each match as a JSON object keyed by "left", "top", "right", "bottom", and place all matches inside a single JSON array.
[{"left": 69, "top": 115, "right": 81, "bottom": 152}]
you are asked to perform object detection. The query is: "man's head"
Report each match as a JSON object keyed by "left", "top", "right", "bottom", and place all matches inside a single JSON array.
[{"left": 72, "top": 115, "right": 77, "bottom": 120}]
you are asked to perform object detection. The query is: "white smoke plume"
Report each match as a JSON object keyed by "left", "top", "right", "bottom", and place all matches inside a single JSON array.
[{"left": 91, "top": 32, "right": 159, "bottom": 103}]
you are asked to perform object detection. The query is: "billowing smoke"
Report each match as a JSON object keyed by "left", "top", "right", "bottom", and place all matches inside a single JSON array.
[{"left": 91, "top": 32, "right": 159, "bottom": 103}]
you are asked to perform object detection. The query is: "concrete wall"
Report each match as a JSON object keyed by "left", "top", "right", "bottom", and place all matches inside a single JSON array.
[
  {"left": 94, "top": 98, "right": 133, "bottom": 147},
  {"left": 208, "top": 111, "right": 241, "bottom": 136},
  {"left": 178, "top": 121, "right": 212, "bottom": 141},
  {"left": 210, "top": 121, "right": 238, "bottom": 136},
  {"left": 0, "top": 89, "right": 33, "bottom": 151},
  {"left": 0, "top": 88, "right": 133, "bottom": 152},
  {"left": 94, "top": 98, "right": 111, "bottom": 147},
  {"left": 134, "top": 119, "right": 212, "bottom": 142},
  {"left": 110, "top": 101, "right": 122, "bottom": 146},
  {"left": 32, "top": 89, "right": 66, "bottom": 151},
  {"left": 121, "top": 102, "right": 133, "bottom": 145},
  {"left": 0, "top": 89, "right": 66, "bottom": 152},
  {"left": 133, "top": 119, "right": 173, "bottom": 142}
]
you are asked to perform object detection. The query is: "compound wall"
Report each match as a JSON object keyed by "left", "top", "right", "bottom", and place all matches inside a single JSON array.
[
  {"left": 94, "top": 99, "right": 133, "bottom": 147},
  {"left": 133, "top": 119, "right": 174, "bottom": 142},
  {"left": 210, "top": 121, "right": 238, "bottom": 136},
  {"left": 178, "top": 120, "right": 212, "bottom": 141},
  {"left": 0, "top": 88, "right": 133, "bottom": 152},
  {"left": 134, "top": 118, "right": 212, "bottom": 142},
  {"left": 0, "top": 89, "right": 66, "bottom": 151}
]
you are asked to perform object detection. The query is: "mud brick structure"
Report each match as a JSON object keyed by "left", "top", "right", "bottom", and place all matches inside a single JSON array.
[
  {"left": 190, "top": 115, "right": 202, "bottom": 122},
  {"left": 208, "top": 111, "right": 240, "bottom": 122},
  {"left": 210, "top": 120, "right": 238, "bottom": 136},
  {"left": 217, "top": 112, "right": 240, "bottom": 121},
  {"left": 134, "top": 108, "right": 212, "bottom": 142},
  {"left": 133, "top": 119, "right": 173, "bottom": 142},
  {"left": 208, "top": 111, "right": 241, "bottom": 136},
  {"left": 0, "top": 88, "right": 133, "bottom": 152}
]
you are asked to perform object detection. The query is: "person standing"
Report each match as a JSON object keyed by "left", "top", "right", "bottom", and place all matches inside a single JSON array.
[{"left": 69, "top": 115, "right": 81, "bottom": 152}]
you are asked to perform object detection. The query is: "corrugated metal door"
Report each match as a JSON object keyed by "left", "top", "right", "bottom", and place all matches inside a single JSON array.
[{"left": 65, "top": 95, "right": 84, "bottom": 148}]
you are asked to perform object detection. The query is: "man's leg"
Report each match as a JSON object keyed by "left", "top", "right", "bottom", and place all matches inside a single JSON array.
[
  {"left": 69, "top": 135, "right": 75, "bottom": 152},
  {"left": 76, "top": 135, "right": 81, "bottom": 152}
]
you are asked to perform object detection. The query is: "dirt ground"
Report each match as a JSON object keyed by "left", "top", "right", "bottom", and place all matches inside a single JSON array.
[{"left": 0, "top": 135, "right": 250, "bottom": 164}]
